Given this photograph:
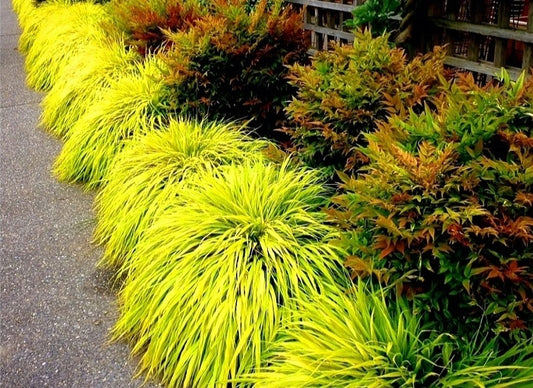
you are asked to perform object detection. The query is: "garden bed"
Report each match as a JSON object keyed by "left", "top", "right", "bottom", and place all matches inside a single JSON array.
[{"left": 12, "top": 0, "right": 533, "bottom": 387}]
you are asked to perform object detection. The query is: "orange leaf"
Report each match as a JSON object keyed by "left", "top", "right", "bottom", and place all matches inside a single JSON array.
[
  {"left": 486, "top": 265, "right": 505, "bottom": 282},
  {"left": 379, "top": 243, "right": 397, "bottom": 259}
]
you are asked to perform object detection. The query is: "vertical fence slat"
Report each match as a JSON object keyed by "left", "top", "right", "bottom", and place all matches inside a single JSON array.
[
  {"left": 494, "top": 1, "right": 512, "bottom": 68},
  {"left": 523, "top": 3, "right": 533, "bottom": 70}
]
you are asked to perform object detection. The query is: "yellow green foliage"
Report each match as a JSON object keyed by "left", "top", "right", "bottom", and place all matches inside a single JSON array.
[
  {"left": 12, "top": 0, "right": 39, "bottom": 31},
  {"left": 23, "top": 1, "right": 111, "bottom": 91},
  {"left": 53, "top": 56, "right": 172, "bottom": 189},
  {"left": 113, "top": 161, "right": 350, "bottom": 387},
  {"left": 17, "top": 0, "right": 70, "bottom": 54},
  {"left": 94, "top": 118, "right": 268, "bottom": 272},
  {"left": 40, "top": 35, "right": 140, "bottom": 139},
  {"left": 245, "top": 283, "right": 533, "bottom": 387}
]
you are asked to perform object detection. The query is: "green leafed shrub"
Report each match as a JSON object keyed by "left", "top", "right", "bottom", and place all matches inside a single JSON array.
[
  {"left": 40, "top": 35, "right": 140, "bottom": 139},
  {"left": 244, "top": 282, "right": 533, "bottom": 387},
  {"left": 113, "top": 161, "right": 350, "bottom": 387},
  {"left": 345, "top": 0, "right": 401, "bottom": 36},
  {"left": 23, "top": 0, "right": 110, "bottom": 91},
  {"left": 94, "top": 118, "right": 268, "bottom": 272},
  {"left": 284, "top": 30, "right": 448, "bottom": 177},
  {"left": 332, "top": 71, "right": 533, "bottom": 337},
  {"left": 53, "top": 56, "right": 172, "bottom": 189}
]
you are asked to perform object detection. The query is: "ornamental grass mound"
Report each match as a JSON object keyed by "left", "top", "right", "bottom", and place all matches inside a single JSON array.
[
  {"left": 246, "top": 282, "right": 533, "bottom": 387},
  {"left": 12, "top": 0, "right": 41, "bottom": 33},
  {"left": 17, "top": 0, "right": 59, "bottom": 54},
  {"left": 246, "top": 283, "right": 440, "bottom": 387},
  {"left": 53, "top": 55, "right": 171, "bottom": 189},
  {"left": 94, "top": 118, "right": 268, "bottom": 272},
  {"left": 40, "top": 34, "right": 140, "bottom": 139},
  {"left": 23, "top": 0, "right": 110, "bottom": 91},
  {"left": 113, "top": 161, "right": 350, "bottom": 387}
]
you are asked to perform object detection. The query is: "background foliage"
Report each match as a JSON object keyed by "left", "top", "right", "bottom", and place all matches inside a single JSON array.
[{"left": 345, "top": 0, "right": 401, "bottom": 37}]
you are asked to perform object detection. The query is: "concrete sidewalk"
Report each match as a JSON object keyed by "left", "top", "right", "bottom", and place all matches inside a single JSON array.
[{"left": 0, "top": 1, "right": 156, "bottom": 386}]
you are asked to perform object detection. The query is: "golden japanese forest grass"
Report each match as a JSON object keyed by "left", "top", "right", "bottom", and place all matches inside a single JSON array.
[
  {"left": 244, "top": 283, "right": 533, "bottom": 388},
  {"left": 113, "top": 161, "right": 350, "bottom": 387},
  {"left": 53, "top": 55, "right": 172, "bottom": 190},
  {"left": 22, "top": 1, "right": 111, "bottom": 91},
  {"left": 94, "top": 118, "right": 268, "bottom": 272},
  {"left": 40, "top": 35, "right": 140, "bottom": 139},
  {"left": 12, "top": 0, "right": 41, "bottom": 32},
  {"left": 245, "top": 283, "right": 439, "bottom": 387}
]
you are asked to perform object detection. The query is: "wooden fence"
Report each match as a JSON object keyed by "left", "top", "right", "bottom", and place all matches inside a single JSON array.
[
  {"left": 285, "top": 0, "right": 360, "bottom": 50},
  {"left": 286, "top": 0, "right": 533, "bottom": 80},
  {"left": 426, "top": 0, "right": 532, "bottom": 81}
]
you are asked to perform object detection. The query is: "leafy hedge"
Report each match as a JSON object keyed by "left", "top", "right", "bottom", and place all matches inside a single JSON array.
[
  {"left": 332, "top": 72, "right": 533, "bottom": 338},
  {"left": 283, "top": 30, "right": 448, "bottom": 176}
]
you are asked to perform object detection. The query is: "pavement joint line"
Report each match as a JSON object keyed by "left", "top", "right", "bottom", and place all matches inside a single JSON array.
[{"left": 0, "top": 101, "right": 42, "bottom": 109}]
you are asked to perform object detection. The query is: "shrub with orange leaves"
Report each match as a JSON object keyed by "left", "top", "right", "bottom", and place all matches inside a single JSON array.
[
  {"left": 164, "top": 0, "right": 309, "bottom": 137},
  {"left": 109, "top": 0, "right": 205, "bottom": 56},
  {"left": 109, "top": 0, "right": 309, "bottom": 136},
  {"left": 283, "top": 30, "right": 449, "bottom": 177},
  {"left": 332, "top": 71, "right": 533, "bottom": 340}
]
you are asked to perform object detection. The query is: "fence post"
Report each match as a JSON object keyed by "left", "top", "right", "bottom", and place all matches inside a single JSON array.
[
  {"left": 523, "top": 3, "right": 533, "bottom": 71},
  {"left": 494, "top": 1, "right": 512, "bottom": 68}
]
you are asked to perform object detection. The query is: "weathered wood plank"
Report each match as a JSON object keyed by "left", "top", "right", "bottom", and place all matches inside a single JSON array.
[
  {"left": 285, "top": 0, "right": 355, "bottom": 13},
  {"left": 522, "top": 2, "right": 533, "bottom": 70},
  {"left": 303, "top": 23, "right": 355, "bottom": 40},
  {"left": 444, "top": 56, "right": 523, "bottom": 80},
  {"left": 431, "top": 18, "right": 533, "bottom": 44}
]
